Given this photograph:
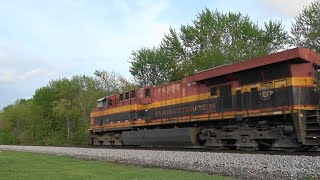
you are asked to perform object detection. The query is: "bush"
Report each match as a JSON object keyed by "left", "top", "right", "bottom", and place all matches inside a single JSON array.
[{"left": 0, "top": 129, "right": 19, "bottom": 144}]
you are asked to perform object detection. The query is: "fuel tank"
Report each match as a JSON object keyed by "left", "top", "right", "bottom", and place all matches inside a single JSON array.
[{"left": 121, "top": 127, "right": 199, "bottom": 146}]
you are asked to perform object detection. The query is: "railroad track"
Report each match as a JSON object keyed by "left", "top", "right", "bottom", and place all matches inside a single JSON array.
[
  {"left": 9, "top": 144, "right": 320, "bottom": 156},
  {"left": 67, "top": 145, "right": 320, "bottom": 156}
]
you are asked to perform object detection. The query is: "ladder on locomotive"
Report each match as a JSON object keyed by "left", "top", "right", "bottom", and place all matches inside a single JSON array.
[{"left": 304, "top": 109, "right": 320, "bottom": 144}]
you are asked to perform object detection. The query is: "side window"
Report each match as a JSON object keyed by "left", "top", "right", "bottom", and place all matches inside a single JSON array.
[
  {"left": 210, "top": 87, "right": 217, "bottom": 96},
  {"left": 131, "top": 90, "right": 136, "bottom": 98},
  {"left": 145, "top": 88, "right": 151, "bottom": 97},
  {"left": 119, "top": 94, "right": 123, "bottom": 101},
  {"left": 125, "top": 92, "right": 130, "bottom": 100},
  {"left": 97, "top": 98, "right": 106, "bottom": 108},
  {"left": 108, "top": 98, "right": 113, "bottom": 106},
  {"left": 97, "top": 101, "right": 102, "bottom": 108}
]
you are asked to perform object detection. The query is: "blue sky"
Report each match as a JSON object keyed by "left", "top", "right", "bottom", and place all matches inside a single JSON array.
[{"left": 0, "top": 0, "right": 316, "bottom": 109}]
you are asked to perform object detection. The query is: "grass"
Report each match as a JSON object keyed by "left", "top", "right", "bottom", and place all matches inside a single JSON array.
[{"left": 0, "top": 150, "right": 235, "bottom": 180}]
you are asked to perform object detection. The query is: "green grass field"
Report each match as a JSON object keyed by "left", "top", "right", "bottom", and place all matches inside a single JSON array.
[{"left": 0, "top": 150, "right": 235, "bottom": 180}]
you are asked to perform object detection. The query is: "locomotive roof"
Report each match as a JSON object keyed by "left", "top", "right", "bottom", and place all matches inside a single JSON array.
[{"left": 191, "top": 47, "right": 320, "bottom": 82}]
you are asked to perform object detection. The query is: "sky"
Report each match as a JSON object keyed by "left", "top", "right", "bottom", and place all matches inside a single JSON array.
[{"left": 0, "top": 0, "right": 316, "bottom": 109}]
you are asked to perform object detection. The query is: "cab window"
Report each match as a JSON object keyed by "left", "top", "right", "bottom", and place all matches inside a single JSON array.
[
  {"left": 131, "top": 90, "right": 136, "bottom": 98},
  {"left": 145, "top": 88, "right": 150, "bottom": 97},
  {"left": 108, "top": 98, "right": 113, "bottom": 106},
  {"left": 97, "top": 98, "right": 106, "bottom": 108},
  {"left": 119, "top": 94, "right": 123, "bottom": 101},
  {"left": 210, "top": 87, "right": 218, "bottom": 96},
  {"left": 125, "top": 92, "right": 130, "bottom": 99}
]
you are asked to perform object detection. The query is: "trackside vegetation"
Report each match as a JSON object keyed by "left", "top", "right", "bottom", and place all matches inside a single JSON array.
[
  {"left": 0, "top": 151, "right": 235, "bottom": 180},
  {"left": 0, "top": 3, "right": 319, "bottom": 146}
]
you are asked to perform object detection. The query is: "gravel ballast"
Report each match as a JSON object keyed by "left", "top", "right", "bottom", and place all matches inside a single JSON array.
[{"left": 0, "top": 145, "right": 319, "bottom": 179}]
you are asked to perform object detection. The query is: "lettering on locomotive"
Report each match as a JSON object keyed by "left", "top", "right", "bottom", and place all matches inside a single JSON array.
[{"left": 155, "top": 103, "right": 216, "bottom": 117}]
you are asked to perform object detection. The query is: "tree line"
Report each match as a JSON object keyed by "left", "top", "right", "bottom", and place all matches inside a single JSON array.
[
  {"left": 0, "top": 72, "right": 135, "bottom": 145},
  {"left": 0, "top": 1, "right": 319, "bottom": 145}
]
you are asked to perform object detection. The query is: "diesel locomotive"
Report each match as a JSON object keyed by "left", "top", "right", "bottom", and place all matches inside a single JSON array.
[{"left": 89, "top": 48, "right": 320, "bottom": 151}]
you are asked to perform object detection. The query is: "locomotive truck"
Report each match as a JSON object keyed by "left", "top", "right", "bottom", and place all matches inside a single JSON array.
[{"left": 89, "top": 48, "right": 320, "bottom": 151}]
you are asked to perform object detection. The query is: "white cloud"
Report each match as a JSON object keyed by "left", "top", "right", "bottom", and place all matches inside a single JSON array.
[
  {"left": 260, "top": 0, "right": 316, "bottom": 17},
  {"left": 0, "top": 71, "right": 15, "bottom": 82},
  {"left": 0, "top": 68, "right": 42, "bottom": 82},
  {"left": 18, "top": 68, "right": 42, "bottom": 81}
]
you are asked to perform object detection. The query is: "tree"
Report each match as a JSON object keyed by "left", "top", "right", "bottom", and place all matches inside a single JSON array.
[
  {"left": 32, "top": 85, "right": 62, "bottom": 144},
  {"left": 291, "top": 1, "right": 320, "bottom": 53},
  {"left": 129, "top": 47, "right": 179, "bottom": 86},
  {"left": 129, "top": 8, "right": 289, "bottom": 85},
  {"left": 0, "top": 99, "right": 37, "bottom": 144},
  {"left": 179, "top": 9, "right": 288, "bottom": 73},
  {"left": 50, "top": 76, "right": 105, "bottom": 144},
  {"left": 160, "top": 28, "right": 188, "bottom": 81},
  {"left": 94, "top": 70, "right": 137, "bottom": 93},
  {"left": 71, "top": 75, "right": 105, "bottom": 123}
]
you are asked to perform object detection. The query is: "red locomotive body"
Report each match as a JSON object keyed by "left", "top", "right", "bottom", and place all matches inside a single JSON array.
[{"left": 89, "top": 48, "right": 320, "bottom": 151}]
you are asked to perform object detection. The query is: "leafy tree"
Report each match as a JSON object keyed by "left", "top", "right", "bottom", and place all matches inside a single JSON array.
[
  {"left": 129, "top": 47, "right": 179, "bottom": 86},
  {"left": 179, "top": 9, "right": 288, "bottom": 73},
  {"left": 49, "top": 76, "right": 105, "bottom": 144},
  {"left": 32, "top": 85, "right": 61, "bottom": 144},
  {"left": 71, "top": 75, "right": 105, "bottom": 123},
  {"left": 0, "top": 75, "right": 108, "bottom": 145},
  {"left": 95, "top": 70, "right": 137, "bottom": 93},
  {"left": 0, "top": 99, "right": 36, "bottom": 144},
  {"left": 291, "top": 0, "right": 320, "bottom": 53},
  {"left": 160, "top": 28, "right": 188, "bottom": 81},
  {"left": 129, "top": 8, "right": 289, "bottom": 85}
]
